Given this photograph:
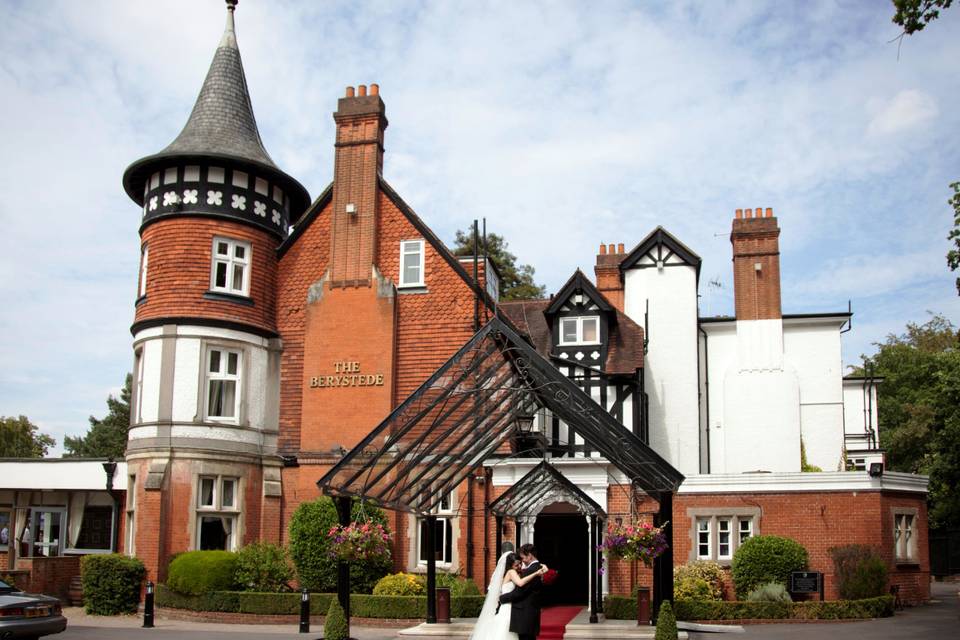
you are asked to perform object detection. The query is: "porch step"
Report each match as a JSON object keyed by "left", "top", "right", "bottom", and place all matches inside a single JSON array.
[{"left": 395, "top": 620, "right": 687, "bottom": 639}]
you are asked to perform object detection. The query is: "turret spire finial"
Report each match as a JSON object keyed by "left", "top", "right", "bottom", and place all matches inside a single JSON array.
[{"left": 220, "top": 0, "right": 238, "bottom": 49}]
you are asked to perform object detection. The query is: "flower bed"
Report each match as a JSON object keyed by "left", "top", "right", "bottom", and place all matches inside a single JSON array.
[
  {"left": 156, "top": 585, "right": 485, "bottom": 619},
  {"left": 602, "top": 595, "right": 894, "bottom": 621}
]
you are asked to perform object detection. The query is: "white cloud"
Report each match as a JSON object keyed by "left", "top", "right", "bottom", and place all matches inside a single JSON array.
[{"left": 867, "top": 89, "right": 939, "bottom": 137}]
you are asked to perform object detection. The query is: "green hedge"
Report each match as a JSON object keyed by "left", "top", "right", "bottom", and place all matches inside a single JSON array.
[
  {"left": 167, "top": 550, "right": 238, "bottom": 595},
  {"left": 603, "top": 595, "right": 894, "bottom": 621},
  {"left": 156, "top": 585, "right": 485, "bottom": 619},
  {"left": 731, "top": 535, "right": 808, "bottom": 599},
  {"left": 81, "top": 554, "right": 146, "bottom": 615}
]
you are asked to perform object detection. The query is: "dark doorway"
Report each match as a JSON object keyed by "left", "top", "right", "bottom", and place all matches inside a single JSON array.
[{"left": 534, "top": 513, "right": 588, "bottom": 605}]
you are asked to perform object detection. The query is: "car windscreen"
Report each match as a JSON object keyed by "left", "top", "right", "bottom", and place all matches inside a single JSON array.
[{"left": 0, "top": 579, "right": 12, "bottom": 591}]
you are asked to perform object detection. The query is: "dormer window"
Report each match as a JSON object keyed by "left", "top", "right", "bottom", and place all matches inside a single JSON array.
[{"left": 559, "top": 316, "right": 600, "bottom": 346}]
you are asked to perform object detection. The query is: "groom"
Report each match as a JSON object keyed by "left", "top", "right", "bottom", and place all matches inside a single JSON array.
[{"left": 499, "top": 543, "right": 543, "bottom": 640}]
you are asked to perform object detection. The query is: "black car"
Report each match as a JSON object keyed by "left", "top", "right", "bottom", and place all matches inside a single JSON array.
[{"left": 0, "top": 579, "right": 66, "bottom": 639}]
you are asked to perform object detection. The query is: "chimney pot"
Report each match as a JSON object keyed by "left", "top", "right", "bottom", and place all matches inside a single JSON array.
[
  {"left": 599, "top": 244, "right": 607, "bottom": 255},
  {"left": 370, "top": 83, "right": 379, "bottom": 96},
  {"left": 346, "top": 86, "right": 355, "bottom": 97},
  {"left": 617, "top": 243, "right": 624, "bottom": 254},
  {"left": 735, "top": 209, "right": 743, "bottom": 219},
  {"left": 765, "top": 207, "right": 773, "bottom": 218},
  {"left": 756, "top": 206, "right": 762, "bottom": 218},
  {"left": 608, "top": 243, "right": 615, "bottom": 254},
  {"left": 358, "top": 84, "right": 367, "bottom": 96}
]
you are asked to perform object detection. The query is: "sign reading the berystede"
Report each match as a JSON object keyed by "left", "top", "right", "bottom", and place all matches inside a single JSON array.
[{"left": 309, "top": 361, "right": 385, "bottom": 388}]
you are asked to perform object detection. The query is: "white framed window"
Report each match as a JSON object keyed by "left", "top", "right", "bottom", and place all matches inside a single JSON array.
[
  {"left": 196, "top": 475, "right": 240, "bottom": 551},
  {"left": 210, "top": 237, "right": 251, "bottom": 296},
  {"left": 692, "top": 512, "right": 756, "bottom": 563},
  {"left": 399, "top": 240, "right": 425, "bottom": 288},
  {"left": 0, "top": 509, "right": 11, "bottom": 549},
  {"left": 559, "top": 316, "right": 600, "bottom": 345},
  {"left": 125, "top": 475, "right": 136, "bottom": 556},
  {"left": 894, "top": 511, "right": 917, "bottom": 562},
  {"left": 205, "top": 347, "right": 241, "bottom": 422},
  {"left": 417, "top": 492, "right": 453, "bottom": 566},
  {"left": 138, "top": 245, "right": 148, "bottom": 298}
]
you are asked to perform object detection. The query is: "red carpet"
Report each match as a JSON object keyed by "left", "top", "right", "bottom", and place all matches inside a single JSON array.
[{"left": 537, "top": 606, "right": 583, "bottom": 640}]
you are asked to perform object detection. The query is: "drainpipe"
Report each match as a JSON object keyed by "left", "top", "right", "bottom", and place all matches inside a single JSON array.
[
  {"left": 102, "top": 460, "right": 121, "bottom": 552},
  {"left": 698, "top": 325, "right": 711, "bottom": 474}
]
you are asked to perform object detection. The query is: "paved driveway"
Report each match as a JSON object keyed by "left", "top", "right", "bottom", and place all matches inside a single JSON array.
[{"left": 688, "top": 581, "right": 960, "bottom": 640}]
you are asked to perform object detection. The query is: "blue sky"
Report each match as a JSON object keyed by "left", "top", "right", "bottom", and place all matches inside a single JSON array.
[{"left": 1, "top": 1, "right": 958, "bottom": 455}]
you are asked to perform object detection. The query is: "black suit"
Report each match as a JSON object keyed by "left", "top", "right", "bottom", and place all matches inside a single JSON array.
[{"left": 499, "top": 560, "right": 542, "bottom": 640}]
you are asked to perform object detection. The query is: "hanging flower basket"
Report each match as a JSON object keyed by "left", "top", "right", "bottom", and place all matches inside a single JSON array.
[
  {"left": 598, "top": 521, "right": 668, "bottom": 567},
  {"left": 327, "top": 522, "right": 393, "bottom": 563}
]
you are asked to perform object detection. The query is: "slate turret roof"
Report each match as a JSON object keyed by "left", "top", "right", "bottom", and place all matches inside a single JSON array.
[{"left": 123, "top": 0, "right": 309, "bottom": 216}]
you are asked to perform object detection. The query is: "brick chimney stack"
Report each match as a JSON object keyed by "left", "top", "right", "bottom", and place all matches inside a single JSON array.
[
  {"left": 731, "top": 207, "right": 781, "bottom": 321},
  {"left": 330, "top": 84, "right": 388, "bottom": 287},
  {"left": 595, "top": 242, "right": 625, "bottom": 312}
]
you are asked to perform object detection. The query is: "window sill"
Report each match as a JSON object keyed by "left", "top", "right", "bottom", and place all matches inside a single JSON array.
[
  {"left": 135, "top": 295, "right": 148, "bottom": 307},
  {"left": 398, "top": 286, "right": 428, "bottom": 295},
  {"left": 894, "top": 560, "right": 920, "bottom": 568},
  {"left": 558, "top": 342, "right": 602, "bottom": 348},
  {"left": 204, "top": 291, "right": 254, "bottom": 306}
]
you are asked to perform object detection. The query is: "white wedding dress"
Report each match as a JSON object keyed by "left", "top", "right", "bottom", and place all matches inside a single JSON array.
[{"left": 470, "top": 553, "right": 520, "bottom": 640}]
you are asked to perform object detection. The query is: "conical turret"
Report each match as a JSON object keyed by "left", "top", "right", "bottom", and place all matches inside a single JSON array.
[{"left": 123, "top": 0, "right": 309, "bottom": 238}]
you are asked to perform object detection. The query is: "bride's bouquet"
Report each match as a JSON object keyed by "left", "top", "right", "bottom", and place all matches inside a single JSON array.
[
  {"left": 326, "top": 522, "right": 393, "bottom": 562},
  {"left": 598, "top": 521, "right": 668, "bottom": 566}
]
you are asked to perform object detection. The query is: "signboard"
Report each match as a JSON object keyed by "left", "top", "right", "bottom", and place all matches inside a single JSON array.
[
  {"left": 790, "top": 571, "right": 823, "bottom": 599},
  {"left": 309, "top": 361, "right": 385, "bottom": 389}
]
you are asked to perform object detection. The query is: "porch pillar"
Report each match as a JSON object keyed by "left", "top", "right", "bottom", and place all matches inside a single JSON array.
[
  {"left": 652, "top": 492, "right": 674, "bottom": 622},
  {"left": 334, "top": 497, "right": 352, "bottom": 633},
  {"left": 589, "top": 514, "right": 598, "bottom": 623},
  {"left": 515, "top": 518, "right": 521, "bottom": 550},
  {"left": 425, "top": 514, "right": 437, "bottom": 623},
  {"left": 495, "top": 515, "right": 503, "bottom": 556}
]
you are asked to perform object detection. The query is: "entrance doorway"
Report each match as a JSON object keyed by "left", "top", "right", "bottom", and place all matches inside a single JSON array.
[{"left": 534, "top": 511, "right": 588, "bottom": 605}]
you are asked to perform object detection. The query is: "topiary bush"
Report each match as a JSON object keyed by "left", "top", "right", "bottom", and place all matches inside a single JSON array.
[
  {"left": 324, "top": 597, "right": 349, "bottom": 640},
  {"left": 289, "top": 498, "right": 392, "bottom": 593},
  {"left": 829, "top": 544, "right": 888, "bottom": 600},
  {"left": 746, "top": 582, "right": 792, "bottom": 602},
  {"left": 234, "top": 542, "right": 293, "bottom": 592},
  {"left": 731, "top": 535, "right": 808, "bottom": 599},
  {"left": 81, "top": 554, "right": 146, "bottom": 615},
  {"left": 374, "top": 573, "right": 425, "bottom": 596},
  {"left": 674, "top": 560, "right": 724, "bottom": 601},
  {"left": 654, "top": 600, "right": 678, "bottom": 640},
  {"left": 167, "top": 550, "right": 238, "bottom": 595}
]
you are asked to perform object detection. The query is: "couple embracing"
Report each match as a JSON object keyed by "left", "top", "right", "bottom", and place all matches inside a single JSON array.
[{"left": 470, "top": 543, "right": 549, "bottom": 640}]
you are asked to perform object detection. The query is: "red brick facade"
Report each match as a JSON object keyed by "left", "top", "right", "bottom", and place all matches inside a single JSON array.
[{"left": 731, "top": 209, "right": 782, "bottom": 321}]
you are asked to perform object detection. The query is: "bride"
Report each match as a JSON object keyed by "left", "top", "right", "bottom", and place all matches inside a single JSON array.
[{"left": 470, "top": 551, "right": 548, "bottom": 640}]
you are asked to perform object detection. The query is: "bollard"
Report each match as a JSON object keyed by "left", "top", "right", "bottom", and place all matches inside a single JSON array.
[
  {"left": 299, "top": 588, "right": 310, "bottom": 633},
  {"left": 636, "top": 586, "right": 650, "bottom": 626},
  {"left": 143, "top": 581, "right": 155, "bottom": 628}
]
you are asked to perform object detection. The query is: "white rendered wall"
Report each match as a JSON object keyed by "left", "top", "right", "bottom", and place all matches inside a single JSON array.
[
  {"left": 130, "top": 325, "right": 277, "bottom": 452},
  {"left": 623, "top": 265, "right": 700, "bottom": 476},
  {"left": 783, "top": 321, "right": 845, "bottom": 471},
  {"left": 843, "top": 380, "right": 880, "bottom": 451}
]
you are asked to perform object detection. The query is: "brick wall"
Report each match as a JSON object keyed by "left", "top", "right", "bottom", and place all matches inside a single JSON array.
[
  {"left": 135, "top": 217, "right": 279, "bottom": 334},
  {"left": 595, "top": 243, "right": 625, "bottom": 312},
  {"left": 15, "top": 555, "right": 80, "bottom": 599}
]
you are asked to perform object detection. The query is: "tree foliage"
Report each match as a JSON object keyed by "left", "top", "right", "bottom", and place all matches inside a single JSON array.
[
  {"left": 856, "top": 313, "right": 960, "bottom": 527},
  {"left": 64, "top": 374, "right": 131, "bottom": 459},
  {"left": 947, "top": 182, "right": 960, "bottom": 295},
  {"left": 892, "top": 0, "right": 954, "bottom": 35},
  {"left": 0, "top": 415, "right": 55, "bottom": 458},
  {"left": 452, "top": 229, "right": 547, "bottom": 301}
]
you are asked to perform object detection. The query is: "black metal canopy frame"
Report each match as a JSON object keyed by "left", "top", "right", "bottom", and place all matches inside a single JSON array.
[
  {"left": 489, "top": 460, "right": 605, "bottom": 518},
  {"left": 316, "top": 316, "right": 684, "bottom": 627}
]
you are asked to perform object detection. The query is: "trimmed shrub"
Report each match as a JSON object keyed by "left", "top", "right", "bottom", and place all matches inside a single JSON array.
[
  {"left": 167, "top": 550, "right": 238, "bottom": 595},
  {"left": 436, "top": 572, "right": 481, "bottom": 596},
  {"left": 374, "top": 573, "right": 426, "bottom": 596},
  {"left": 155, "top": 585, "right": 485, "bottom": 619},
  {"left": 235, "top": 542, "right": 293, "bottom": 592},
  {"left": 829, "top": 544, "right": 888, "bottom": 600},
  {"left": 288, "top": 497, "right": 392, "bottom": 593},
  {"left": 674, "top": 560, "right": 724, "bottom": 601},
  {"left": 603, "top": 595, "right": 636, "bottom": 620},
  {"left": 654, "top": 601, "right": 678, "bottom": 640},
  {"left": 731, "top": 535, "right": 808, "bottom": 599},
  {"left": 746, "top": 582, "right": 792, "bottom": 602},
  {"left": 325, "top": 598, "right": 349, "bottom": 640},
  {"left": 81, "top": 554, "right": 146, "bottom": 615},
  {"left": 671, "top": 595, "right": 894, "bottom": 621}
]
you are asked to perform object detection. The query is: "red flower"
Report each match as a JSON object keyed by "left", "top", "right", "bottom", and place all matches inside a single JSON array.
[{"left": 542, "top": 569, "right": 559, "bottom": 586}]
